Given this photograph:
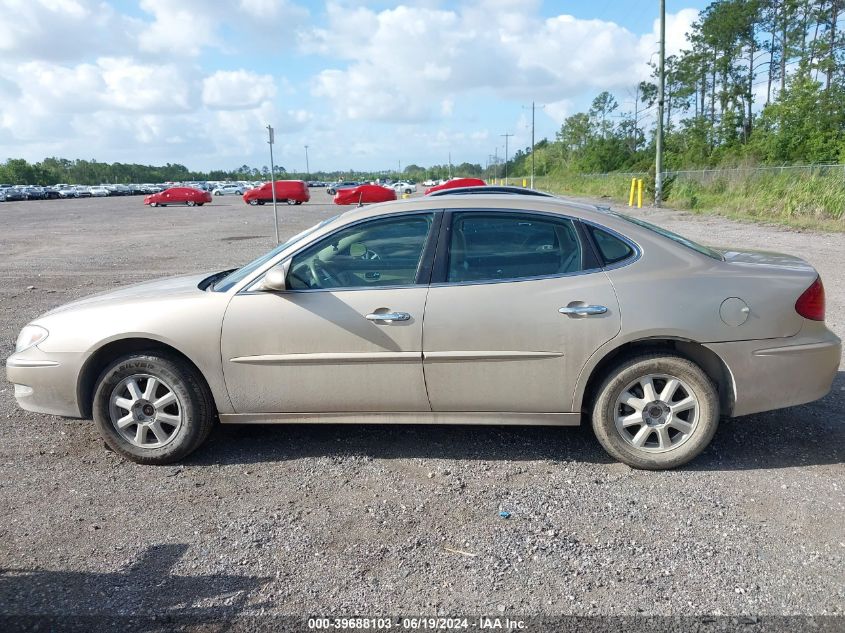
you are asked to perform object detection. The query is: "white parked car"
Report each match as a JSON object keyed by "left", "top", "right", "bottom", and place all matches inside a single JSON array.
[
  {"left": 422, "top": 179, "right": 436, "bottom": 186},
  {"left": 88, "top": 186, "right": 110, "bottom": 197},
  {"left": 390, "top": 181, "right": 417, "bottom": 194},
  {"left": 212, "top": 185, "right": 245, "bottom": 196}
]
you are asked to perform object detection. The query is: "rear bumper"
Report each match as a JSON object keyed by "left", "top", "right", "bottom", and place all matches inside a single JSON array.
[
  {"left": 706, "top": 325, "right": 842, "bottom": 417},
  {"left": 6, "top": 346, "right": 85, "bottom": 418}
]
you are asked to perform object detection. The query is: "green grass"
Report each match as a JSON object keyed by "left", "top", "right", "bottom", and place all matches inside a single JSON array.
[{"left": 526, "top": 170, "right": 845, "bottom": 232}]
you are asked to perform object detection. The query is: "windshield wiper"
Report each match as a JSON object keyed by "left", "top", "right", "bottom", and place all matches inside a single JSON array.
[{"left": 204, "top": 269, "right": 237, "bottom": 291}]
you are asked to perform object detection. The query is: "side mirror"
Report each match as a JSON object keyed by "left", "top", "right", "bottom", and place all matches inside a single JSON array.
[{"left": 261, "top": 261, "right": 290, "bottom": 292}]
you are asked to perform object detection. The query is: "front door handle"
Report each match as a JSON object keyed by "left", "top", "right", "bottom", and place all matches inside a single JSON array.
[
  {"left": 365, "top": 311, "right": 411, "bottom": 322},
  {"left": 559, "top": 305, "right": 608, "bottom": 317}
]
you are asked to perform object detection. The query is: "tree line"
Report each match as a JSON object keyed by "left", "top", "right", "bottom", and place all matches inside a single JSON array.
[
  {"left": 0, "top": 156, "right": 486, "bottom": 186},
  {"left": 506, "top": 0, "right": 845, "bottom": 177}
]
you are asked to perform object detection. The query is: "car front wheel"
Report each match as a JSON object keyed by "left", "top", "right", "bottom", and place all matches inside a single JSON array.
[
  {"left": 186, "top": 200, "right": 196, "bottom": 207},
  {"left": 93, "top": 353, "right": 216, "bottom": 464},
  {"left": 591, "top": 353, "right": 719, "bottom": 470},
  {"left": 149, "top": 202, "right": 157, "bottom": 207}
]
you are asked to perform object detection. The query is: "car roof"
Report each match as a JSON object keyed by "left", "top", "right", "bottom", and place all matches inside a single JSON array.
[
  {"left": 335, "top": 192, "right": 615, "bottom": 225},
  {"left": 427, "top": 185, "right": 556, "bottom": 198}
]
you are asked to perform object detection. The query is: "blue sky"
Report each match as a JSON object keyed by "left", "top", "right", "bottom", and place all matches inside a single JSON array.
[{"left": 0, "top": 1, "right": 706, "bottom": 174}]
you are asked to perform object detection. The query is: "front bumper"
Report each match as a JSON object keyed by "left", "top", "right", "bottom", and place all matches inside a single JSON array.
[
  {"left": 706, "top": 324, "right": 842, "bottom": 417},
  {"left": 6, "top": 346, "right": 86, "bottom": 418}
]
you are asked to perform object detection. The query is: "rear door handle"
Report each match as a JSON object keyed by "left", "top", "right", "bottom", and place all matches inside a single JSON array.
[
  {"left": 365, "top": 312, "right": 411, "bottom": 322},
  {"left": 559, "top": 305, "right": 608, "bottom": 317}
]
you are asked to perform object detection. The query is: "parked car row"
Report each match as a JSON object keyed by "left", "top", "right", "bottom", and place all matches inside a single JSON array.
[{"left": 0, "top": 183, "right": 170, "bottom": 201}]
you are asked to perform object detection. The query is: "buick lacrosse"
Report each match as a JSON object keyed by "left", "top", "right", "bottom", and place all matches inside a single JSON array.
[{"left": 7, "top": 195, "right": 841, "bottom": 469}]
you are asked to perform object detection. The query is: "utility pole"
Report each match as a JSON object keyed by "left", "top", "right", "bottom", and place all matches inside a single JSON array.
[
  {"left": 304, "top": 145, "right": 309, "bottom": 179},
  {"left": 522, "top": 102, "right": 544, "bottom": 188},
  {"left": 655, "top": 0, "right": 666, "bottom": 207},
  {"left": 267, "top": 125, "right": 279, "bottom": 244},
  {"left": 501, "top": 133, "right": 513, "bottom": 184},
  {"left": 493, "top": 147, "right": 498, "bottom": 180}
]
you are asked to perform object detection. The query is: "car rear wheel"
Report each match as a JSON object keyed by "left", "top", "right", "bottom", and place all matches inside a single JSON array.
[
  {"left": 93, "top": 353, "right": 216, "bottom": 465},
  {"left": 295, "top": 201, "right": 302, "bottom": 205},
  {"left": 591, "top": 353, "right": 719, "bottom": 470}
]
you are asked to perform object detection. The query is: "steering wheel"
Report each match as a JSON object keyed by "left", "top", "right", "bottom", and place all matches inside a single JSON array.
[
  {"left": 361, "top": 248, "right": 380, "bottom": 261},
  {"left": 309, "top": 257, "right": 342, "bottom": 288}
]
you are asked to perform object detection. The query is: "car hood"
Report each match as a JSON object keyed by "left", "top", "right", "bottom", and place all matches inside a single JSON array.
[
  {"left": 41, "top": 272, "right": 212, "bottom": 317},
  {"left": 717, "top": 248, "right": 815, "bottom": 271}
]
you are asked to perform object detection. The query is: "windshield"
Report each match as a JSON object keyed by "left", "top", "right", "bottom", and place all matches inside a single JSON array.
[
  {"left": 614, "top": 213, "right": 723, "bottom": 260},
  {"left": 212, "top": 215, "right": 340, "bottom": 292}
]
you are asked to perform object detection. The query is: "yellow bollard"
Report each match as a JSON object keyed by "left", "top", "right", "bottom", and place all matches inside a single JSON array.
[
  {"left": 522, "top": 178, "right": 527, "bottom": 187},
  {"left": 628, "top": 178, "right": 636, "bottom": 207},
  {"left": 637, "top": 178, "right": 644, "bottom": 209}
]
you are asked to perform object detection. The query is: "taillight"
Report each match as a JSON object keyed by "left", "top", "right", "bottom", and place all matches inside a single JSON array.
[{"left": 795, "top": 276, "right": 825, "bottom": 321}]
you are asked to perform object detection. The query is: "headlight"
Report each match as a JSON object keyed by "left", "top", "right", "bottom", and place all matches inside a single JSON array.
[{"left": 15, "top": 325, "right": 49, "bottom": 353}]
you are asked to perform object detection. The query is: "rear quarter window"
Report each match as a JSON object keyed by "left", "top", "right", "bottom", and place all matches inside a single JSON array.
[{"left": 588, "top": 225, "right": 635, "bottom": 265}]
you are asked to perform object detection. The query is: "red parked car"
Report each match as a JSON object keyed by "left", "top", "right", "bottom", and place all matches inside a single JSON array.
[
  {"left": 143, "top": 187, "right": 212, "bottom": 207},
  {"left": 333, "top": 184, "right": 397, "bottom": 205},
  {"left": 424, "top": 177, "right": 486, "bottom": 195},
  {"left": 243, "top": 180, "right": 310, "bottom": 206}
]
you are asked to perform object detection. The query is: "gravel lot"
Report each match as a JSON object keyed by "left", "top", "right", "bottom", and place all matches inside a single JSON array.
[{"left": 0, "top": 192, "right": 842, "bottom": 627}]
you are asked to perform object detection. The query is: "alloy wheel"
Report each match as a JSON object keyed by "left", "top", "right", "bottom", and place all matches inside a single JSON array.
[
  {"left": 614, "top": 373, "right": 699, "bottom": 453},
  {"left": 108, "top": 374, "right": 183, "bottom": 449}
]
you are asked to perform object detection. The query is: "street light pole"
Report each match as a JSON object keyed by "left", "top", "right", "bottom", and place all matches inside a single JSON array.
[
  {"left": 267, "top": 125, "right": 279, "bottom": 244},
  {"left": 501, "top": 133, "right": 513, "bottom": 184},
  {"left": 655, "top": 0, "right": 666, "bottom": 207},
  {"left": 304, "top": 145, "right": 309, "bottom": 179}
]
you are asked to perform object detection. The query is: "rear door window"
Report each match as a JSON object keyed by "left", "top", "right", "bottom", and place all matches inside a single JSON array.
[{"left": 447, "top": 212, "right": 583, "bottom": 283}]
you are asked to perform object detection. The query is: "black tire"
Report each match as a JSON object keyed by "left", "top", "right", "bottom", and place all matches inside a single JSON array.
[
  {"left": 591, "top": 353, "right": 719, "bottom": 470},
  {"left": 286, "top": 198, "right": 296, "bottom": 205},
  {"left": 186, "top": 200, "right": 196, "bottom": 207},
  {"left": 295, "top": 201, "right": 302, "bottom": 205},
  {"left": 149, "top": 202, "right": 157, "bottom": 207},
  {"left": 248, "top": 199, "right": 259, "bottom": 206},
  {"left": 93, "top": 353, "right": 216, "bottom": 465}
]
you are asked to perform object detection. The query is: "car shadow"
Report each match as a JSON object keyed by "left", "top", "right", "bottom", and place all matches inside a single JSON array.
[
  {"left": 0, "top": 543, "right": 271, "bottom": 631},
  {"left": 189, "top": 372, "right": 844, "bottom": 471}
]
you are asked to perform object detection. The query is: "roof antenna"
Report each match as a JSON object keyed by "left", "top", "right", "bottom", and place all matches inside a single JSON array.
[{"left": 357, "top": 190, "right": 364, "bottom": 207}]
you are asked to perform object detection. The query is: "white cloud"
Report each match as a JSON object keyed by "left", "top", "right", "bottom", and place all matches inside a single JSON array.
[
  {"left": 203, "top": 70, "right": 277, "bottom": 110},
  {"left": 137, "top": 0, "right": 309, "bottom": 57},
  {"left": 0, "top": 0, "right": 140, "bottom": 62},
  {"left": 137, "top": 0, "right": 220, "bottom": 57},
  {"left": 304, "top": 2, "right": 700, "bottom": 124}
]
